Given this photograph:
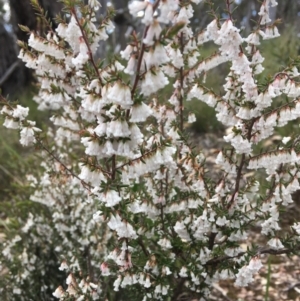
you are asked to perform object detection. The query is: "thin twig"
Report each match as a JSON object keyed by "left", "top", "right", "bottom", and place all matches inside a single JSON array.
[
  {"left": 137, "top": 237, "right": 149, "bottom": 256},
  {"left": 227, "top": 119, "right": 255, "bottom": 209},
  {"left": 72, "top": 8, "right": 103, "bottom": 86},
  {"left": 116, "top": 146, "right": 161, "bottom": 170},
  {"left": 179, "top": 32, "right": 184, "bottom": 133},
  {"left": 205, "top": 246, "right": 299, "bottom": 267},
  {"left": 37, "top": 138, "right": 92, "bottom": 191},
  {"left": 131, "top": 0, "right": 161, "bottom": 97},
  {"left": 111, "top": 154, "right": 116, "bottom": 180},
  {"left": 0, "top": 61, "right": 21, "bottom": 87}
]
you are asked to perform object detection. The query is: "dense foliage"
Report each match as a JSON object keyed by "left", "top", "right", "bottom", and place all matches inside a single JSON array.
[{"left": 1, "top": 0, "right": 300, "bottom": 300}]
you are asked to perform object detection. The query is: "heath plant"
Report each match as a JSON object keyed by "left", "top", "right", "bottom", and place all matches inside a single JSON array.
[{"left": 1, "top": 0, "right": 300, "bottom": 300}]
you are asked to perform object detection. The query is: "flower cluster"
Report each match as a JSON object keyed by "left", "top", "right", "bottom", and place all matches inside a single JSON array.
[{"left": 1, "top": 0, "right": 300, "bottom": 300}]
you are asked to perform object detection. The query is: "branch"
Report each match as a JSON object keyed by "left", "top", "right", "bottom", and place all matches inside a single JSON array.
[
  {"left": 72, "top": 9, "right": 103, "bottom": 86},
  {"left": 205, "top": 245, "right": 298, "bottom": 267},
  {"left": 116, "top": 146, "right": 161, "bottom": 170},
  {"left": 36, "top": 138, "right": 93, "bottom": 191},
  {"left": 179, "top": 32, "right": 184, "bottom": 133},
  {"left": 137, "top": 237, "right": 149, "bottom": 257},
  {"left": 227, "top": 119, "right": 255, "bottom": 209},
  {"left": 131, "top": 0, "right": 161, "bottom": 97}
]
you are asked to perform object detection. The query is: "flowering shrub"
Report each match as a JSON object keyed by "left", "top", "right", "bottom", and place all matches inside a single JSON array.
[{"left": 1, "top": 0, "right": 300, "bottom": 300}]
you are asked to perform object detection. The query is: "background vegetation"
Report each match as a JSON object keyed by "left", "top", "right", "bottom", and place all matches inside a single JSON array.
[{"left": 0, "top": 0, "right": 300, "bottom": 300}]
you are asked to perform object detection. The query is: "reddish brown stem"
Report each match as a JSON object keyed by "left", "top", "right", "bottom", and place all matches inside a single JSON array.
[
  {"left": 72, "top": 8, "right": 103, "bottom": 86},
  {"left": 131, "top": 0, "right": 161, "bottom": 97}
]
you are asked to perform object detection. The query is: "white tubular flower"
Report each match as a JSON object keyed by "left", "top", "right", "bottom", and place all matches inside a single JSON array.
[
  {"left": 55, "top": 23, "right": 68, "bottom": 39},
  {"left": 144, "top": 275, "right": 151, "bottom": 288},
  {"left": 18, "top": 49, "right": 37, "bottom": 69},
  {"left": 106, "top": 120, "right": 131, "bottom": 138},
  {"left": 100, "top": 262, "right": 110, "bottom": 276},
  {"left": 143, "top": 20, "right": 162, "bottom": 46},
  {"left": 120, "top": 45, "right": 134, "bottom": 60},
  {"left": 81, "top": 137, "right": 103, "bottom": 157},
  {"left": 107, "top": 214, "right": 137, "bottom": 239},
  {"left": 65, "top": 16, "right": 82, "bottom": 52},
  {"left": 216, "top": 20, "right": 243, "bottom": 58},
  {"left": 267, "top": 238, "right": 284, "bottom": 250},
  {"left": 174, "top": 221, "right": 191, "bottom": 242},
  {"left": 258, "top": 3, "right": 271, "bottom": 25},
  {"left": 244, "top": 32, "right": 260, "bottom": 45},
  {"left": 129, "top": 124, "right": 144, "bottom": 146},
  {"left": 140, "top": 69, "right": 169, "bottom": 96},
  {"left": 235, "top": 266, "right": 253, "bottom": 287},
  {"left": 105, "top": 20, "right": 115, "bottom": 35},
  {"left": 268, "top": 0, "right": 278, "bottom": 7},
  {"left": 53, "top": 286, "right": 65, "bottom": 298},
  {"left": 58, "top": 260, "right": 68, "bottom": 271},
  {"left": 19, "top": 121, "right": 42, "bottom": 147},
  {"left": 198, "top": 247, "right": 211, "bottom": 264},
  {"left": 13, "top": 288, "right": 21, "bottom": 295},
  {"left": 107, "top": 82, "right": 133, "bottom": 109},
  {"left": 142, "top": 3, "right": 154, "bottom": 25},
  {"left": 262, "top": 26, "right": 280, "bottom": 40},
  {"left": 236, "top": 107, "right": 251, "bottom": 120},
  {"left": 93, "top": 211, "right": 104, "bottom": 223},
  {"left": 158, "top": 0, "right": 179, "bottom": 23},
  {"left": 116, "top": 141, "right": 134, "bottom": 158},
  {"left": 216, "top": 216, "right": 229, "bottom": 226},
  {"left": 121, "top": 274, "right": 133, "bottom": 288},
  {"left": 282, "top": 136, "right": 291, "bottom": 145},
  {"left": 234, "top": 261, "right": 261, "bottom": 287},
  {"left": 88, "top": 0, "right": 101, "bottom": 11},
  {"left": 72, "top": 41, "right": 89, "bottom": 69},
  {"left": 3, "top": 117, "right": 19, "bottom": 129},
  {"left": 248, "top": 257, "right": 263, "bottom": 272},
  {"left": 251, "top": 50, "right": 264, "bottom": 65},
  {"left": 165, "top": 44, "right": 184, "bottom": 69},
  {"left": 292, "top": 223, "right": 300, "bottom": 235},
  {"left": 102, "top": 190, "right": 122, "bottom": 207},
  {"left": 128, "top": 1, "right": 148, "bottom": 16},
  {"left": 188, "top": 113, "right": 196, "bottom": 123},
  {"left": 176, "top": 4, "right": 194, "bottom": 24},
  {"left": 12, "top": 105, "right": 29, "bottom": 120},
  {"left": 94, "top": 122, "right": 107, "bottom": 137},
  {"left": 114, "top": 61, "right": 125, "bottom": 71},
  {"left": 130, "top": 102, "right": 152, "bottom": 122},
  {"left": 113, "top": 276, "right": 122, "bottom": 291},
  {"left": 206, "top": 19, "right": 219, "bottom": 40},
  {"left": 124, "top": 55, "right": 136, "bottom": 75},
  {"left": 224, "top": 132, "right": 252, "bottom": 155},
  {"left": 153, "top": 43, "right": 170, "bottom": 65},
  {"left": 224, "top": 247, "right": 243, "bottom": 257},
  {"left": 157, "top": 237, "right": 172, "bottom": 249},
  {"left": 28, "top": 33, "right": 44, "bottom": 52},
  {"left": 179, "top": 266, "right": 188, "bottom": 278}
]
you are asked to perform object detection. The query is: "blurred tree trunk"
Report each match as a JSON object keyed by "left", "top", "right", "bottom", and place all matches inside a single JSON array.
[
  {"left": 0, "top": 0, "right": 64, "bottom": 97},
  {"left": 0, "top": 19, "right": 21, "bottom": 96},
  {"left": 94, "top": 0, "right": 107, "bottom": 59},
  {"left": 277, "top": 0, "right": 300, "bottom": 27},
  {"left": 9, "top": 0, "right": 37, "bottom": 43},
  {"left": 112, "top": 0, "right": 130, "bottom": 52},
  {"left": 7, "top": 0, "right": 37, "bottom": 93},
  {"left": 9, "top": 0, "right": 63, "bottom": 41}
]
